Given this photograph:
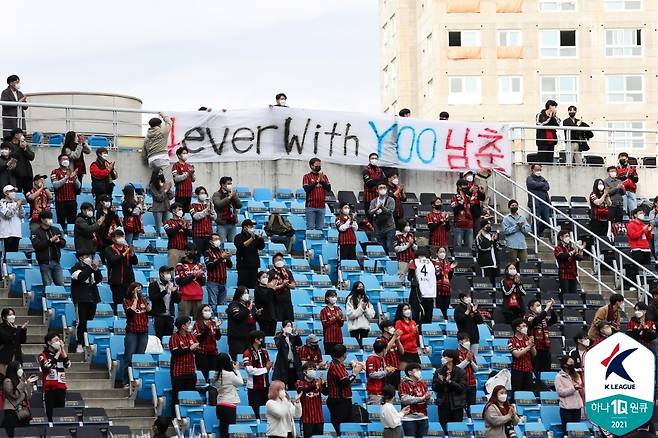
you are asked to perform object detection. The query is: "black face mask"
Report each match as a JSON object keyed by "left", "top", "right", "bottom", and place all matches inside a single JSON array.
[
  {"left": 484, "top": 226, "right": 492, "bottom": 232},
  {"left": 433, "top": 205, "right": 441, "bottom": 210},
  {"left": 510, "top": 207, "right": 518, "bottom": 213},
  {"left": 568, "top": 112, "right": 576, "bottom": 118},
  {"left": 620, "top": 159, "right": 627, "bottom": 165},
  {"left": 313, "top": 166, "right": 321, "bottom": 172}
]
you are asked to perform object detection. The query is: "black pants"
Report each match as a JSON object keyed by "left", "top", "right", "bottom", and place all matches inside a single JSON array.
[
  {"left": 55, "top": 201, "right": 77, "bottom": 232},
  {"left": 258, "top": 319, "right": 277, "bottom": 337},
  {"left": 176, "top": 196, "right": 191, "bottom": 214},
  {"left": 327, "top": 398, "right": 352, "bottom": 436},
  {"left": 559, "top": 278, "right": 578, "bottom": 295},
  {"left": 154, "top": 315, "right": 174, "bottom": 340},
  {"left": 171, "top": 375, "right": 196, "bottom": 407},
  {"left": 45, "top": 388, "right": 67, "bottom": 421},
  {"left": 303, "top": 423, "right": 323, "bottom": 438},
  {"left": 76, "top": 302, "right": 97, "bottom": 347},
  {"left": 482, "top": 267, "right": 497, "bottom": 287},
  {"left": 2, "top": 409, "right": 29, "bottom": 438},
  {"left": 216, "top": 404, "right": 236, "bottom": 438},
  {"left": 560, "top": 407, "right": 581, "bottom": 434},
  {"left": 110, "top": 284, "right": 125, "bottom": 314},
  {"left": 386, "top": 369, "right": 401, "bottom": 390},
  {"left": 237, "top": 268, "right": 257, "bottom": 289},
  {"left": 435, "top": 295, "right": 450, "bottom": 320},
  {"left": 350, "top": 329, "right": 369, "bottom": 349},
  {"left": 439, "top": 406, "right": 464, "bottom": 432},
  {"left": 420, "top": 298, "right": 435, "bottom": 324},
  {"left": 285, "top": 367, "right": 299, "bottom": 389},
  {"left": 609, "top": 205, "right": 624, "bottom": 223},
  {"left": 511, "top": 369, "right": 533, "bottom": 393},
  {"left": 3, "top": 236, "right": 19, "bottom": 259},
  {"left": 15, "top": 176, "right": 32, "bottom": 195},
  {"left": 193, "top": 236, "right": 211, "bottom": 256},
  {"left": 533, "top": 349, "right": 552, "bottom": 380},
  {"left": 195, "top": 353, "right": 217, "bottom": 380},
  {"left": 339, "top": 244, "right": 357, "bottom": 261},
  {"left": 465, "top": 385, "right": 477, "bottom": 417},
  {"left": 629, "top": 250, "right": 651, "bottom": 285},
  {"left": 248, "top": 388, "right": 268, "bottom": 419},
  {"left": 324, "top": 342, "right": 340, "bottom": 357}
]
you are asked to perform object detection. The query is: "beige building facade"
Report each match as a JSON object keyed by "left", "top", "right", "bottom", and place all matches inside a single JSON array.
[{"left": 380, "top": 0, "right": 658, "bottom": 156}]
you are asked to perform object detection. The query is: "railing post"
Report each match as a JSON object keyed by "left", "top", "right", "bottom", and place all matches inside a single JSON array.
[
  {"left": 492, "top": 172, "right": 498, "bottom": 224},
  {"left": 532, "top": 197, "right": 538, "bottom": 254},
  {"left": 619, "top": 252, "right": 625, "bottom": 298},
  {"left": 596, "top": 239, "right": 602, "bottom": 295},
  {"left": 65, "top": 107, "right": 71, "bottom": 133},
  {"left": 112, "top": 110, "right": 119, "bottom": 149}
]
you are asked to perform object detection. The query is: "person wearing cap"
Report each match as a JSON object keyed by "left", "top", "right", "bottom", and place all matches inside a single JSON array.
[
  {"left": 172, "top": 146, "right": 195, "bottom": 214},
  {"left": 298, "top": 334, "right": 325, "bottom": 368},
  {"left": 142, "top": 113, "right": 173, "bottom": 182},
  {"left": 89, "top": 147, "right": 117, "bottom": 199},
  {"left": 267, "top": 252, "right": 296, "bottom": 323},
  {"left": 234, "top": 219, "right": 265, "bottom": 288},
  {"left": 73, "top": 202, "right": 102, "bottom": 257},
  {"left": 70, "top": 251, "right": 102, "bottom": 352},
  {"left": 432, "top": 349, "right": 466, "bottom": 432},
  {"left": 475, "top": 218, "right": 500, "bottom": 286},
  {"left": 149, "top": 266, "right": 180, "bottom": 340},
  {"left": 96, "top": 194, "right": 121, "bottom": 261},
  {"left": 30, "top": 211, "right": 65, "bottom": 286},
  {"left": 0, "top": 185, "right": 25, "bottom": 257},
  {"left": 164, "top": 202, "right": 191, "bottom": 268},
  {"left": 212, "top": 176, "right": 242, "bottom": 244},
  {"left": 51, "top": 153, "right": 81, "bottom": 232},
  {"left": 27, "top": 174, "right": 52, "bottom": 232},
  {"left": 3, "top": 128, "right": 34, "bottom": 195},
  {"left": 105, "top": 229, "right": 138, "bottom": 314},
  {"left": 1, "top": 75, "right": 27, "bottom": 138}
]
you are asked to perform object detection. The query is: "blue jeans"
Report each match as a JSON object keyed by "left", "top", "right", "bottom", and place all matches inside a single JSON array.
[
  {"left": 624, "top": 191, "right": 637, "bottom": 216},
  {"left": 402, "top": 419, "right": 428, "bottom": 438},
  {"left": 125, "top": 232, "right": 139, "bottom": 245},
  {"left": 206, "top": 281, "right": 227, "bottom": 308},
  {"left": 39, "top": 261, "right": 64, "bottom": 286},
  {"left": 218, "top": 224, "right": 237, "bottom": 244},
  {"left": 533, "top": 202, "right": 551, "bottom": 236},
  {"left": 377, "top": 229, "right": 396, "bottom": 256},
  {"left": 123, "top": 332, "right": 148, "bottom": 384},
  {"left": 305, "top": 207, "right": 325, "bottom": 230},
  {"left": 454, "top": 227, "right": 474, "bottom": 249}
]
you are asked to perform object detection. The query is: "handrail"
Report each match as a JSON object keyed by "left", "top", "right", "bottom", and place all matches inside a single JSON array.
[
  {"left": 509, "top": 124, "right": 658, "bottom": 134},
  {"left": 0, "top": 99, "right": 161, "bottom": 115}
]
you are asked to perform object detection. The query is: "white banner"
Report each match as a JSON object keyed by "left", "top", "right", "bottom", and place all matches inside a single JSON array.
[{"left": 167, "top": 107, "right": 512, "bottom": 173}]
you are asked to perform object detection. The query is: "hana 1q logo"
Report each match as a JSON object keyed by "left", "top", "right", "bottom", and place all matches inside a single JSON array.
[{"left": 585, "top": 332, "right": 655, "bottom": 435}]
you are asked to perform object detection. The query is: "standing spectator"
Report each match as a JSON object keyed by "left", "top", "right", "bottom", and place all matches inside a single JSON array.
[
  {"left": 267, "top": 253, "right": 296, "bottom": 323},
  {"left": 387, "top": 170, "right": 406, "bottom": 222},
  {"left": 335, "top": 202, "right": 358, "bottom": 260},
  {"left": 617, "top": 152, "right": 639, "bottom": 216},
  {"left": 369, "top": 183, "right": 396, "bottom": 255},
  {"left": 2, "top": 361, "right": 37, "bottom": 438},
  {"left": 451, "top": 179, "right": 478, "bottom": 249},
  {"left": 96, "top": 194, "right": 121, "bottom": 260},
  {"left": 474, "top": 169, "right": 492, "bottom": 208},
  {"left": 255, "top": 271, "right": 277, "bottom": 336},
  {"left": 0, "top": 185, "right": 24, "bottom": 257},
  {"left": 51, "top": 153, "right": 80, "bottom": 232},
  {"left": 366, "top": 340, "right": 393, "bottom": 404},
  {"left": 243, "top": 330, "right": 271, "bottom": 419},
  {"left": 192, "top": 304, "right": 221, "bottom": 380},
  {"left": 508, "top": 319, "right": 535, "bottom": 392},
  {"left": 70, "top": 251, "right": 102, "bottom": 352},
  {"left": 320, "top": 289, "right": 344, "bottom": 356},
  {"left": 407, "top": 248, "right": 438, "bottom": 323},
  {"left": 649, "top": 197, "right": 658, "bottom": 258},
  {"left": 121, "top": 185, "right": 145, "bottom": 245},
  {"left": 475, "top": 218, "right": 500, "bottom": 286},
  {"left": 588, "top": 293, "right": 623, "bottom": 339},
  {"left": 555, "top": 356, "right": 583, "bottom": 433},
  {"left": 212, "top": 177, "right": 242, "bottom": 244},
  {"left": 463, "top": 171, "right": 486, "bottom": 235},
  {"left": 164, "top": 202, "right": 191, "bottom": 268},
  {"left": 302, "top": 158, "right": 331, "bottom": 230},
  {"left": 453, "top": 292, "right": 483, "bottom": 355},
  {"left": 123, "top": 282, "right": 151, "bottom": 388},
  {"left": 149, "top": 169, "right": 174, "bottom": 236},
  {"left": 362, "top": 152, "right": 387, "bottom": 212},
  {"left": 0, "top": 142, "right": 16, "bottom": 189},
  {"left": 626, "top": 302, "right": 657, "bottom": 347},
  {"left": 105, "top": 229, "right": 138, "bottom": 312},
  {"left": 264, "top": 212, "right": 295, "bottom": 254},
  {"left": 175, "top": 243, "right": 206, "bottom": 318},
  {"left": 296, "top": 361, "right": 326, "bottom": 438},
  {"left": 590, "top": 179, "right": 610, "bottom": 238},
  {"left": 327, "top": 344, "right": 363, "bottom": 437},
  {"left": 169, "top": 316, "right": 199, "bottom": 407},
  {"left": 427, "top": 199, "right": 450, "bottom": 257},
  {"left": 377, "top": 320, "right": 403, "bottom": 390},
  {"left": 500, "top": 263, "right": 526, "bottom": 324},
  {"left": 526, "top": 164, "right": 551, "bottom": 236},
  {"left": 31, "top": 211, "right": 66, "bottom": 286},
  {"left": 456, "top": 333, "right": 479, "bottom": 414},
  {"left": 394, "top": 220, "right": 417, "bottom": 277},
  {"left": 172, "top": 147, "right": 195, "bottom": 213},
  {"left": 204, "top": 233, "right": 232, "bottom": 307},
  {"left": 89, "top": 148, "right": 117, "bottom": 199},
  {"left": 483, "top": 385, "right": 520, "bottom": 438},
  {"left": 432, "top": 349, "right": 466, "bottom": 432},
  {"left": 381, "top": 384, "right": 410, "bottom": 438},
  {"left": 272, "top": 320, "right": 303, "bottom": 388},
  {"left": 0, "top": 308, "right": 27, "bottom": 376},
  {"left": 399, "top": 363, "right": 431, "bottom": 438},
  {"left": 435, "top": 248, "right": 456, "bottom": 320},
  {"left": 265, "top": 380, "right": 302, "bottom": 438},
  {"left": 227, "top": 287, "right": 257, "bottom": 360},
  {"left": 213, "top": 353, "right": 244, "bottom": 438},
  {"left": 61, "top": 131, "right": 90, "bottom": 186},
  {"left": 299, "top": 334, "right": 325, "bottom": 368},
  {"left": 554, "top": 230, "right": 583, "bottom": 294},
  {"left": 627, "top": 207, "right": 652, "bottom": 283},
  {"left": 562, "top": 106, "right": 593, "bottom": 164},
  {"left": 502, "top": 199, "right": 531, "bottom": 265},
  {"left": 273, "top": 93, "right": 288, "bottom": 107},
  {"left": 525, "top": 298, "right": 558, "bottom": 384},
  {"left": 38, "top": 333, "right": 70, "bottom": 421},
  {"left": 568, "top": 332, "right": 589, "bottom": 382},
  {"left": 26, "top": 174, "right": 52, "bottom": 232},
  {"left": 73, "top": 202, "right": 101, "bottom": 257},
  {"left": 394, "top": 303, "right": 421, "bottom": 366},
  {"left": 5, "top": 129, "right": 34, "bottom": 194},
  {"left": 604, "top": 166, "right": 625, "bottom": 224},
  {"left": 346, "top": 281, "right": 375, "bottom": 349},
  {"left": 142, "top": 113, "right": 173, "bottom": 180},
  {"left": 148, "top": 266, "right": 179, "bottom": 340},
  {"left": 535, "top": 99, "right": 560, "bottom": 164},
  {"left": 1, "top": 75, "right": 27, "bottom": 137},
  {"left": 234, "top": 219, "right": 265, "bottom": 288}
]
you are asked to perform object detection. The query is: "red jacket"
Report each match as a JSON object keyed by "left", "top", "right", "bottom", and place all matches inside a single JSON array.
[
  {"left": 627, "top": 219, "right": 652, "bottom": 250},
  {"left": 616, "top": 164, "right": 638, "bottom": 193},
  {"left": 395, "top": 319, "right": 419, "bottom": 355}
]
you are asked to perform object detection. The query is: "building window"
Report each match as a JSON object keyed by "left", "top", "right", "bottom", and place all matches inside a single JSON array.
[
  {"left": 605, "top": 0, "right": 642, "bottom": 11},
  {"left": 498, "top": 76, "right": 523, "bottom": 104},
  {"left": 540, "top": 76, "right": 578, "bottom": 104},
  {"left": 382, "top": 23, "right": 389, "bottom": 49},
  {"left": 498, "top": 30, "right": 522, "bottom": 46},
  {"left": 539, "top": 0, "right": 576, "bottom": 11},
  {"left": 606, "top": 75, "right": 643, "bottom": 103},
  {"left": 605, "top": 29, "right": 642, "bottom": 57},
  {"left": 539, "top": 30, "right": 577, "bottom": 57},
  {"left": 425, "top": 79, "right": 434, "bottom": 100},
  {"left": 608, "top": 121, "right": 644, "bottom": 150},
  {"left": 448, "top": 30, "right": 481, "bottom": 47},
  {"left": 448, "top": 76, "right": 481, "bottom": 105}
]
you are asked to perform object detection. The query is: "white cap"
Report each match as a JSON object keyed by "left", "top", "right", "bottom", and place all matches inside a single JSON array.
[{"left": 2, "top": 185, "right": 16, "bottom": 194}]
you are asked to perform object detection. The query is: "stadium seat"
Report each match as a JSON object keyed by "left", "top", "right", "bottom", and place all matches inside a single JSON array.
[
  {"left": 175, "top": 391, "right": 205, "bottom": 426},
  {"left": 129, "top": 353, "right": 157, "bottom": 400}
]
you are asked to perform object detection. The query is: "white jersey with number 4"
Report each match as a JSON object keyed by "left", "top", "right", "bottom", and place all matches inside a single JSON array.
[{"left": 414, "top": 257, "right": 437, "bottom": 298}]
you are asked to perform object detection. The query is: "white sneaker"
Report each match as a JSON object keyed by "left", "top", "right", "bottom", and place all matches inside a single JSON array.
[
  {"left": 76, "top": 345, "right": 84, "bottom": 353},
  {"left": 630, "top": 287, "right": 637, "bottom": 292}
]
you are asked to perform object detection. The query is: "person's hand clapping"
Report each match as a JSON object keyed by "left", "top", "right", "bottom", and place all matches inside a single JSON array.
[{"left": 190, "top": 342, "right": 200, "bottom": 351}]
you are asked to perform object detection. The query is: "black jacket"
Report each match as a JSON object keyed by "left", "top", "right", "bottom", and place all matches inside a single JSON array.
[
  {"left": 254, "top": 284, "right": 276, "bottom": 323},
  {"left": 432, "top": 365, "right": 467, "bottom": 410},
  {"left": 453, "top": 302, "right": 484, "bottom": 344},
  {"left": 74, "top": 213, "right": 100, "bottom": 255},
  {"left": 227, "top": 301, "right": 257, "bottom": 353},
  {"left": 562, "top": 118, "right": 593, "bottom": 151},
  {"left": 272, "top": 333, "right": 302, "bottom": 385},
  {"left": 148, "top": 279, "right": 180, "bottom": 317},
  {"left": 0, "top": 154, "right": 16, "bottom": 189},
  {"left": 7, "top": 141, "right": 34, "bottom": 179},
  {"left": 234, "top": 231, "right": 265, "bottom": 270},
  {"left": 0, "top": 322, "right": 26, "bottom": 365},
  {"left": 31, "top": 225, "right": 66, "bottom": 264},
  {"left": 104, "top": 244, "right": 137, "bottom": 286},
  {"left": 96, "top": 209, "right": 121, "bottom": 248},
  {"left": 1, "top": 87, "right": 27, "bottom": 132},
  {"left": 70, "top": 262, "right": 102, "bottom": 304}
]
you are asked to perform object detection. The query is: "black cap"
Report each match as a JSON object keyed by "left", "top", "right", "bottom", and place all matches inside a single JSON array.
[
  {"left": 32, "top": 174, "right": 47, "bottom": 181},
  {"left": 241, "top": 219, "right": 255, "bottom": 227},
  {"left": 159, "top": 266, "right": 174, "bottom": 273}
]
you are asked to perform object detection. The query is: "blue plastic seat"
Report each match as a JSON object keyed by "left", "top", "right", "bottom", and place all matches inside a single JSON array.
[
  {"left": 176, "top": 390, "right": 205, "bottom": 425},
  {"left": 85, "top": 320, "right": 111, "bottom": 365},
  {"left": 48, "top": 133, "right": 65, "bottom": 146},
  {"left": 153, "top": 369, "right": 173, "bottom": 417},
  {"left": 129, "top": 353, "right": 157, "bottom": 401},
  {"left": 253, "top": 187, "right": 273, "bottom": 202},
  {"left": 446, "top": 421, "right": 470, "bottom": 437},
  {"left": 88, "top": 135, "right": 110, "bottom": 148}
]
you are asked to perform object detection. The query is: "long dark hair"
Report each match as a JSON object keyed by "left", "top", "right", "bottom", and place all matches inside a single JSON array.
[
  {"left": 394, "top": 302, "right": 411, "bottom": 322},
  {"left": 62, "top": 131, "right": 77, "bottom": 154},
  {"left": 215, "top": 353, "right": 236, "bottom": 385},
  {"left": 592, "top": 178, "right": 605, "bottom": 196},
  {"left": 125, "top": 282, "right": 143, "bottom": 300},
  {"left": 485, "top": 384, "right": 510, "bottom": 416},
  {"left": 347, "top": 281, "right": 369, "bottom": 309},
  {"left": 231, "top": 286, "right": 248, "bottom": 303},
  {"left": 4, "top": 360, "right": 22, "bottom": 390},
  {"left": 149, "top": 169, "right": 165, "bottom": 190}
]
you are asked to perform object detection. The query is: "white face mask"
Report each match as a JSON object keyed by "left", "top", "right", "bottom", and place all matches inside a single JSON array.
[
  {"left": 441, "top": 357, "right": 449, "bottom": 366},
  {"left": 283, "top": 326, "right": 293, "bottom": 334},
  {"left": 563, "top": 237, "right": 571, "bottom": 245},
  {"left": 533, "top": 306, "right": 541, "bottom": 314},
  {"left": 391, "top": 178, "right": 399, "bottom": 185},
  {"left": 370, "top": 158, "right": 378, "bottom": 166},
  {"left": 597, "top": 184, "right": 604, "bottom": 191},
  {"left": 403, "top": 309, "right": 412, "bottom": 318},
  {"left": 50, "top": 340, "right": 61, "bottom": 351},
  {"left": 634, "top": 310, "right": 645, "bottom": 319},
  {"left": 186, "top": 322, "right": 194, "bottom": 332},
  {"left": 462, "top": 297, "right": 472, "bottom": 304},
  {"left": 175, "top": 210, "right": 184, "bottom": 218},
  {"left": 225, "top": 184, "right": 233, "bottom": 191},
  {"left": 198, "top": 194, "right": 207, "bottom": 202},
  {"left": 461, "top": 341, "right": 471, "bottom": 350},
  {"left": 101, "top": 154, "right": 109, "bottom": 161},
  {"left": 83, "top": 257, "right": 92, "bottom": 266},
  {"left": 609, "top": 172, "right": 617, "bottom": 178},
  {"left": 465, "top": 175, "right": 474, "bottom": 182},
  {"left": 378, "top": 188, "right": 388, "bottom": 196},
  {"left": 241, "top": 294, "right": 250, "bottom": 302},
  {"left": 102, "top": 201, "right": 111, "bottom": 208},
  {"left": 14, "top": 83, "right": 20, "bottom": 90},
  {"left": 342, "top": 207, "right": 350, "bottom": 215},
  {"left": 533, "top": 171, "right": 541, "bottom": 177},
  {"left": 637, "top": 213, "right": 645, "bottom": 221},
  {"left": 6, "top": 191, "right": 16, "bottom": 200},
  {"left": 202, "top": 310, "right": 212, "bottom": 320},
  {"left": 438, "top": 252, "right": 446, "bottom": 260},
  {"left": 0, "top": 149, "right": 9, "bottom": 157},
  {"left": 580, "top": 338, "right": 590, "bottom": 347},
  {"left": 519, "top": 327, "right": 528, "bottom": 336},
  {"left": 85, "top": 210, "right": 94, "bottom": 218},
  {"left": 162, "top": 273, "right": 172, "bottom": 282},
  {"left": 212, "top": 239, "right": 222, "bottom": 248},
  {"left": 115, "top": 237, "right": 126, "bottom": 246},
  {"left": 180, "top": 153, "right": 189, "bottom": 161},
  {"left": 413, "top": 370, "right": 422, "bottom": 379},
  {"left": 328, "top": 297, "right": 337, "bottom": 305},
  {"left": 497, "top": 393, "right": 508, "bottom": 403},
  {"left": 6, "top": 315, "right": 15, "bottom": 324},
  {"left": 274, "top": 260, "right": 284, "bottom": 268},
  {"left": 306, "top": 369, "right": 318, "bottom": 379},
  {"left": 278, "top": 99, "right": 287, "bottom": 106},
  {"left": 403, "top": 226, "right": 411, "bottom": 233},
  {"left": 508, "top": 269, "right": 517, "bottom": 276},
  {"left": 16, "top": 369, "right": 24, "bottom": 378},
  {"left": 279, "top": 389, "right": 287, "bottom": 399},
  {"left": 259, "top": 277, "right": 269, "bottom": 286},
  {"left": 387, "top": 326, "right": 396, "bottom": 335}
]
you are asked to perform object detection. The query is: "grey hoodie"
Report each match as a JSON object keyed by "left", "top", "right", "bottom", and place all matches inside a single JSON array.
[
  {"left": 143, "top": 125, "right": 171, "bottom": 160},
  {"left": 603, "top": 176, "right": 625, "bottom": 207}
]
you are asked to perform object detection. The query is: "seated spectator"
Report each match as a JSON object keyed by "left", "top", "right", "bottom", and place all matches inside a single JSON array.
[
  {"left": 105, "top": 229, "right": 137, "bottom": 313},
  {"left": 627, "top": 207, "right": 652, "bottom": 284},
  {"left": 432, "top": 349, "right": 466, "bottom": 432},
  {"left": 71, "top": 251, "right": 102, "bottom": 352},
  {"left": 626, "top": 302, "right": 657, "bottom": 347},
  {"left": 500, "top": 263, "right": 526, "bottom": 325},
  {"left": 242, "top": 330, "right": 271, "bottom": 419},
  {"left": 254, "top": 271, "right": 276, "bottom": 336},
  {"left": 554, "top": 230, "right": 583, "bottom": 294},
  {"left": 525, "top": 164, "right": 551, "bottom": 236},
  {"left": 168, "top": 315, "right": 199, "bottom": 406},
  {"left": 192, "top": 304, "right": 221, "bottom": 380},
  {"left": 61, "top": 131, "right": 90, "bottom": 185},
  {"left": 234, "top": 219, "right": 265, "bottom": 288},
  {"left": 172, "top": 147, "right": 195, "bottom": 213},
  {"left": 362, "top": 152, "right": 387, "bottom": 212},
  {"left": 603, "top": 166, "right": 625, "bottom": 224},
  {"left": 89, "top": 148, "right": 117, "bottom": 199},
  {"left": 298, "top": 334, "right": 325, "bottom": 368},
  {"left": 456, "top": 332, "right": 479, "bottom": 414},
  {"left": 227, "top": 287, "right": 257, "bottom": 360},
  {"left": 164, "top": 202, "right": 191, "bottom": 268},
  {"left": 589, "top": 178, "right": 610, "bottom": 239},
  {"left": 0, "top": 185, "right": 25, "bottom": 257},
  {"left": 369, "top": 183, "right": 396, "bottom": 255},
  {"left": 121, "top": 184, "right": 145, "bottom": 245},
  {"left": 27, "top": 174, "right": 52, "bottom": 232},
  {"left": 96, "top": 194, "right": 121, "bottom": 260},
  {"left": 320, "top": 289, "right": 344, "bottom": 356},
  {"left": 617, "top": 152, "right": 639, "bottom": 216},
  {"left": 508, "top": 319, "right": 535, "bottom": 392},
  {"left": 588, "top": 293, "right": 623, "bottom": 339},
  {"left": 267, "top": 252, "right": 296, "bottom": 323},
  {"left": 555, "top": 355, "right": 583, "bottom": 433},
  {"left": 454, "top": 292, "right": 483, "bottom": 355},
  {"left": 394, "top": 303, "right": 421, "bottom": 366},
  {"left": 451, "top": 179, "right": 478, "bottom": 249},
  {"left": 366, "top": 340, "right": 393, "bottom": 404},
  {"left": 327, "top": 345, "right": 362, "bottom": 437},
  {"left": 590, "top": 320, "right": 613, "bottom": 348},
  {"left": 0, "top": 308, "right": 27, "bottom": 376},
  {"left": 190, "top": 186, "right": 216, "bottom": 254},
  {"left": 399, "top": 362, "right": 431, "bottom": 438},
  {"left": 50, "top": 153, "right": 80, "bottom": 232},
  {"left": 427, "top": 198, "right": 450, "bottom": 257},
  {"left": 535, "top": 99, "right": 560, "bottom": 164},
  {"left": 0, "top": 143, "right": 17, "bottom": 189},
  {"left": 4, "top": 129, "right": 34, "bottom": 195},
  {"left": 524, "top": 298, "right": 557, "bottom": 383},
  {"left": 295, "top": 361, "right": 326, "bottom": 438},
  {"left": 148, "top": 169, "right": 174, "bottom": 236},
  {"left": 148, "top": 266, "right": 179, "bottom": 340},
  {"left": 272, "top": 320, "right": 302, "bottom": 388},
  {"left": 264, "top": 212, "right": 295, "bottom": 253},
  {"left": 335, "top": 202, "right": 358, "bottom": 260},
  {"left": 346, "top": 281, "right": 375, "bottom": 350},
  {"left": 483, "top": 385, "right": 520, "bottom": 438},
  {"left": 265, "top": 380, "right": 302, "bottom": 438},
  {"left": 302, "top": 158, "right": 331, "bottom": 231},
  {"left": 212, "top": 176, "right": 242, "bottom": 244},
  {"left": 175, "top": 243, "right": 206, "bottom": 318},
  {"left": 204, "top": 233, "right": 232, "bottom": 307},
  {"left": 394, "top": 220, "right": 417, "bottom": 277},
  {"left": 386, "top": 169, "right": 406, "bottom": 222},
  {"left": 376, "top": 319, "right": 402, "bottom": 390},
  {"left": 73, "top": 202, "right": 101, "bottom": 257},
  {"left": 142, "top": 113, "right": 173, "bottom": 179},
  {"left": 31, "top": 211, "right": 65, "bottom": 286},
  {"left": 502, "top": 199, "right": 531, "bottom": 266},
  {"left": 475, "top": 218, "right": 500, "bottom": 286},
  {"left": 381, "top": 384, "right": 410, "bottom": 438}
]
